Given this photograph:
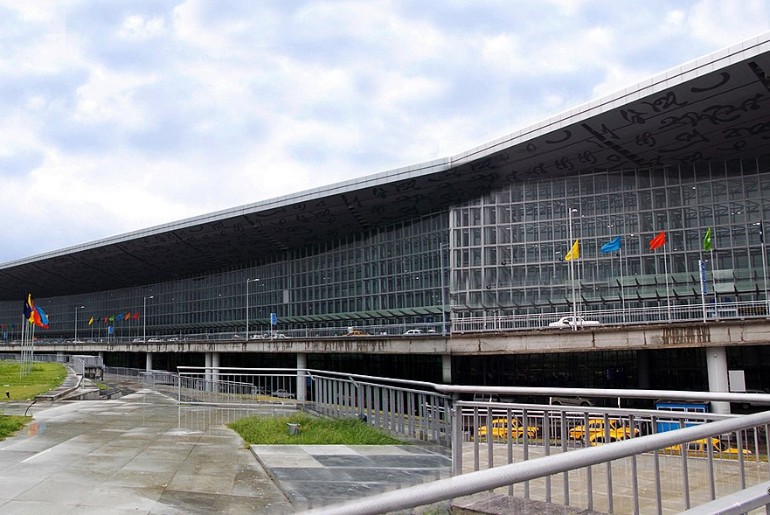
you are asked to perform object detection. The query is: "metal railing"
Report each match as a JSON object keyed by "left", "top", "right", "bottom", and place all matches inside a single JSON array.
[
  {"left": 310, "top": 370, "right": 452, "bottom": 445},
  {"left": 306, "top": 411, "right": 770, "bottom": 515},
  {"left": 6, "top": 354, "right": 769, "bottom": 513},
  {"left": 173, "top": 367, "right": 452, "bottom": 444},
  {"left": 4, "top": 299, "right": 768, "bottom": 345},
  {"left": 451, "top": 299, "right": 770, "bottom": 334}
]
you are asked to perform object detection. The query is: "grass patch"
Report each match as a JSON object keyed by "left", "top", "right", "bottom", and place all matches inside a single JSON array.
[
  {"left": 0, "top": 360, "right": 68, "bottom": 401},
  {"left": 229, "top": 413, "right": 404, "bottom": 445},
  {"left": 0, "top": 413, "right": 29, "bottom": 441}
]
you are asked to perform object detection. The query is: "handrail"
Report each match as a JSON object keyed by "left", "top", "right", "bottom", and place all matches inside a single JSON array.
[
  {"left": 679, "top": 481, "right": 770, "bottom": 514},
  {"left": 304, "top": 410, "right": 770, "bottom": 515}
]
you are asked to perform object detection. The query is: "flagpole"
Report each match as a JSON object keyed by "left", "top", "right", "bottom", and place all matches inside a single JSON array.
[
  {"left": 664, "top": 244, "right": 671, "bottom": 321},
  {"left": 619, "top": 248, "right": 626, "bottom": 321},
  {"left": 710, "top": 248, "right": 717, "bottom": 318},
  {"left": 568, "top": 207, "right": 577, "bottom": 331},
  {"left": 699, "top": 259, "right": 707, "bottom": 323},
  {"left": 759, "top": 220, "right": 768, "bottom": 315}
]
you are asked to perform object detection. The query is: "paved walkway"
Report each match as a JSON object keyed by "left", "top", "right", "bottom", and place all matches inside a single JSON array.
[
  {"left": 0, "top": 383, "right": 451, "bottom": 514},
  {"left": 254, "top": 444, "right": 450, "bottom": 510}
]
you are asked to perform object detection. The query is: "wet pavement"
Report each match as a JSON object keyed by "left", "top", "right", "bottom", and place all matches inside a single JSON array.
[
  {"left": 0, "top": 383, "right": 451, "bottom": 514},
  {"left": 253, "top": 444, "right": 450, "bottom": 511}
]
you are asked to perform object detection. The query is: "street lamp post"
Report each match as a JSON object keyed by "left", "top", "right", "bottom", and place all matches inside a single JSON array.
[
  {"left": 245, "top": 278, "right": 260, "bottom": 340},
  {"left": 74, "top": 305, "right": 85, "bottom": 343},
  {"left": 143, "top": 295, "right": 154, "bottom": 342},
  {"left": 754, "top": 221, "right": 769, "bottom": 310}
]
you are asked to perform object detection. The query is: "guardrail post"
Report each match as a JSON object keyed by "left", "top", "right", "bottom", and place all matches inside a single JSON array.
[{"left": 451, "top": 396, "right": 463, "bottom": 476}]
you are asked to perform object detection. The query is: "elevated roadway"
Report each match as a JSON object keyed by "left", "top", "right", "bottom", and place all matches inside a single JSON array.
[{"left": 3, "top": 319, "right": 770, "bottom": 355}]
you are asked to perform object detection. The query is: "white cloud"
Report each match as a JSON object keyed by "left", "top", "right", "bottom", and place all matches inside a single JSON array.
[
  {"left": 0, "top": 0, "right": 768, "bottom": 262},
  {"left": 73, "top": 66, "right": 158, "bottom": 126},
  {"left": 118, "top": 15, "right": 166, "bottom": 41},
  {"left": 689, "top": 0, "right": 770, "bottom": 47}
]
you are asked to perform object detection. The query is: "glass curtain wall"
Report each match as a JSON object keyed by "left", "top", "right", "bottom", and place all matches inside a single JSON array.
[
  {"left": 450, "top": 157, "right": 770, "bottom": 319},
  {"left": 0, "top": 213, "right": 449, "bottom": 341}
]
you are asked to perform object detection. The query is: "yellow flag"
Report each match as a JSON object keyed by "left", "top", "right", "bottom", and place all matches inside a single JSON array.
[
  {"left": 88, "top": 316, "right": 94, "bottom": 326},
  {"left": 564, "top": 240, "right": 579, "bottom": 261}
]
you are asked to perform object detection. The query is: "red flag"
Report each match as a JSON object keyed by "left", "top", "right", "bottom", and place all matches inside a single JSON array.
[
  {"left": 133, "top": 312, "right": 140, "bottom": 320},
  {"left": 26, "top": 294, "right": 43, "bottom": 326},
  {"left": 649, "top": 231, "right": 666, "bottom": 250}
]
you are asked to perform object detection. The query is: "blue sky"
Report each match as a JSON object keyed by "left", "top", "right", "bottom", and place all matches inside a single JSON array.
[{"left": 1, "top": 0, "right": 769, "bottom": 263}]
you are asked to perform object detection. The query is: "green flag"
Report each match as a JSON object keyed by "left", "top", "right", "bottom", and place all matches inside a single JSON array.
[{"left": 703, "top": 227, "right": 713, "bottom": 251}]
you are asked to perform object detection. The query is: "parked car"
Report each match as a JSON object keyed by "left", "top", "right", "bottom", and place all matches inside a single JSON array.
[
  {"left": 147, "top": 338, "right": 163, "bottom": 342},
  {"left": 272, "top": 389, "right": 295, "bottom": 399},
  {"left": 568, "top": 418, "right": 639, "bottom": 444},
  {"left": 403, "top": 329, "right": 423, "bottom": 336},
  {"left": 550, "top": 396, "right": 595, "bottom": 407},
  {"left": 473, "top": 393, "right": 500, "bottom": 402},
  {"left": 548, "top": 316, "right": 601, "bottom": 328},
  {"left": 476, "top": 418, "right": 539, "bottom": 440},
  {"left": 344, "top": 328, "right": 370, "bottom": 336},
  {"left": 664, "top": 437, "right": 752, "bottom": 456}
]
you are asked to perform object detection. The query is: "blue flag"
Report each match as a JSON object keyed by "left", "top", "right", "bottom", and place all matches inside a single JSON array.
[
  {"left": 600, "top": 236, "right": 622, "bottom": 254},
  {"left": 36, "top": 305, "right": 49, "bottom": 327}
]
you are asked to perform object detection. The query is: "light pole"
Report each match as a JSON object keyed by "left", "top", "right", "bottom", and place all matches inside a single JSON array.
[
  {"left": 753, "top": 221, "right": 769, "bottom": 310},
  {"left": 245, "top": 278, "right": 260, "bottom": 340},
  {"left": 143, "top": 295, "right": 154, "bottom": 342},
  {"left": 74, "top": 305, "right": 85, "bottom": 343}
]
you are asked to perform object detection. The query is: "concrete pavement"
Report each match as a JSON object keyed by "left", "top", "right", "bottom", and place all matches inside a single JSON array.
[
  {"left": 0, "top": 389, "right": 296, "bottom": 514},
  {"left": 0, "top": 382, "right": 451, "bottom": 514}
]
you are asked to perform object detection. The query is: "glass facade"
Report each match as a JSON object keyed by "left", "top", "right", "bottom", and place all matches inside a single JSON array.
[
  {"left": 450, "top": 157, "right": 770, "bottom": 318},
  {"left": 0, "top": 214, "right": 449, "bottom": 341},
  {"left": 2, "top": 156, "right": 770, "bottom": 341}
]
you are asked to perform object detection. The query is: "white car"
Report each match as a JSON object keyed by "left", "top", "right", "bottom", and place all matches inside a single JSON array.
[
  {"left": 548, "top": 316, "right": 601, "bottom": 328},
  {"left": 403, "top": 329, "right": 423, "bottom": 336}
]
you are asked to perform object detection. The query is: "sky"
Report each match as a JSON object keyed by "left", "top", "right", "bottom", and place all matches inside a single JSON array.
[{"left": 1, "top": 0, "right": 769, "bottom": 264}]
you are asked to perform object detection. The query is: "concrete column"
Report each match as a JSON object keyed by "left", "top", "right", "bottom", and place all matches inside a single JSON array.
[
  {"left": 297, "top": 353, "right": 307, "bottom": 402},
  {"left": 146, "top": 352, "right": 153, "bottom": 372},
  {"left": 205, "top": 352, "right": 212, "bottom": 384},
  {"left": 706, "top": 346, "right": 731, "bottom": 414},
  {"left": 441, "top": 354, "right": 452, "bottom": 383},
  {"left": 637, "top": 350, "right": 650, "bottom": 389},
  {"left": 211, "top": 352, "right": 220, "bottom": 385}
]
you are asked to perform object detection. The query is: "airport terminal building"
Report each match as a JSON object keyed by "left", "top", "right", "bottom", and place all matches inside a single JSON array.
[{"left": 2, "top": 34, "right": 770, "bottom": 394}]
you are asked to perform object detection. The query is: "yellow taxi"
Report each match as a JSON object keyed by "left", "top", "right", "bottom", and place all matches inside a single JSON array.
[
  {"left": 663, "top": 437, "right": 752, "bottom": 456},
  {"left": 476, "top": 418, "right": 539, "bottom": 440},
  {"left": 568, "top": 418, "right": 639, "bottom": 444}
]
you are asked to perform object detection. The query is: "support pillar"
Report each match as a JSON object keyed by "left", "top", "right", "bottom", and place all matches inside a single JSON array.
[
  {"left": 205, "top": 352, "right": 212, "bottom": 385},
  {"left": 297, "top": 353, "right": 307, "bottom": 402},
  {"left": 441, "top": 354, "right": 452, "bottom": 383},
  {"left": 146, "top": 352, "right": 153, "bottom": 372},
  {"left": 706, "top": 346, "right": 731, "bottom": 414},
  {"left": 211, "top": 352, "right": 220, "bottom": 386}
]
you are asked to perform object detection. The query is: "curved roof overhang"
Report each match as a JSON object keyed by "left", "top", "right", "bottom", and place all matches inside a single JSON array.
[{"left": 2, "top": 34, "right": 770, "bottom": 300}]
